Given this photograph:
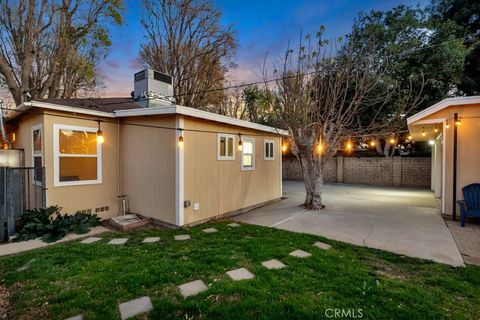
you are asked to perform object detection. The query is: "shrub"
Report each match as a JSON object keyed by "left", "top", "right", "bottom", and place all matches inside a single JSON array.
[{"left": 14, "top": 206, "right": 101, "bottom": 243}]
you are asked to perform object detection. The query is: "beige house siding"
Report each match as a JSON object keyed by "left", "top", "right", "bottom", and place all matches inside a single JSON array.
[
  {"left": 120, "top": 115, "right": 177, "bottom": 225},
  {"left": 183, "top": 117, "right": 282, "bottom": 224},
  {"left": 410, "top": 103, "right": 480, "bottom": 216},
  {"left": 43, "top": 112, "right": 120, "bottom": 218}
]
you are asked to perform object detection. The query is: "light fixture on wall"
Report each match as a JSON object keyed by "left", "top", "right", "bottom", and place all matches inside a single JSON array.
[
  {"left": 178, "top": 129, "right": 184, "bottom": 147},
  {"left": 237, "top": 133, "right": 243, "bottom": 151},
  {"left": 455, "top": 117, "right": 462, "bottom": 126},
  {"left": 428, "top": 140, "right": 435, "bottom": 145},
  {"left": 282, "top": 143, "right": 287, "bottom": 153},
  {"left": 96, "top": 121, "right": 104, "bottom": 144}
]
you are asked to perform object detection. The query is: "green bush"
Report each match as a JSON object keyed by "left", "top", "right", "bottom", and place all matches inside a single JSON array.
[{"left": 14, "top": 206, "right": 101, "bottom": 243}]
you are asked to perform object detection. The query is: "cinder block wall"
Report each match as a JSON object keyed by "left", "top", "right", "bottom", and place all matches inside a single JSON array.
[{"left": 283, "top": 156, "right": 431, "bottom": 188}]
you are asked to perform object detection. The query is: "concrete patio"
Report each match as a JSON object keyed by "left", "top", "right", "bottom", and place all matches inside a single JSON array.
[{"left": 236, "top": 181, "right": 464, "bottom": 267}]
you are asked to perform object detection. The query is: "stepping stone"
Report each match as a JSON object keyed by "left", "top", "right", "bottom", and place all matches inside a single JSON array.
[
  {"left": 80, "top": 237, "right": 102, "bottom": 244},
  {"left": 108, "top": 238, "right": 128, "bottom": 245},
  {"left": 119, "top": 296, "right": 153, "bottom": 320},
  {"left": 313, "top": 241, "right": 332, "bottom": 250},
  {"left": 17, "top": 259, "right": 35, "bottom": 272},
  {"left": 261, "top": 259, "right": 286, "bottom": 270},
  {"left": 178, "top": 279, "right": 208, "bottom": 298},
  {"left": 65, "top": 315, "right": 83, "bottom": 320},
  {"left": 227, "top": 223, "right": 240, "bottom": 227},
  {"left": 226, "top": 267, "right": 255, "bottom": 281},
  {"left": 175, "top": 234, "right": 190, "bottom": 241},
  {"left": 202, "top": 228, "right": 218, "bottom": 233},
  {"left": 289, "top": 249, "right": 312, "bottom": 258},
  {"left": 142, "top": 237, "right": 160, "bottom": 243}
]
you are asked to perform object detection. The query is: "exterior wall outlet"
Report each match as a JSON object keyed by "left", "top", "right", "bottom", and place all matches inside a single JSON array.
[{"left": 194, "top": 203, "right": 200, "bottom": 211}]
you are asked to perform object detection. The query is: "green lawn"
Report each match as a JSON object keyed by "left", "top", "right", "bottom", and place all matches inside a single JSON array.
[{"left": 1, "top": 221, "right": 480, "bottom": 320}]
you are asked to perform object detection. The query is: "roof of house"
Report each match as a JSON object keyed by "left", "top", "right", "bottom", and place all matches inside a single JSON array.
[
  {"left": 407, "top": 96, "right": 480, "bottom": 125},
  {"left": 10, "top": 98, "right": 288, "bottom": 135}
]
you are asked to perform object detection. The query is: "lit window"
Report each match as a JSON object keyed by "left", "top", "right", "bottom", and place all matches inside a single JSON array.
[
  {"left": 241, "top": 137, "right": 255, "bottom": 170},
  {"left": 31, "top": 124, "right": 43, "bottom": 184},
  {"left": 54, "top": 124, "right": 102, "bottom": 186},
  {"left": 264, "top": 140, "right": 274, "bottom": 160},
  {"left": 217, "top": 134, "right": 235, "bottom": 160}
]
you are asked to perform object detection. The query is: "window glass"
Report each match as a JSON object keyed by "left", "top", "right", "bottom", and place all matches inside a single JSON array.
[
  {"left": 33, "top": 156, "right": 43, "bottom": 182},
  {"left": 59, "top": 157, "right": 97, "bottom": 182},
  {"left": 264, "top": 141, "right": 274, "bottom": 159},
  {"left": 59, "top": 130, "right": 97, "bottom": 155},
  {"left": 33, "top": 129, "right": 42, "bottom": 152},
  {"left": 242, "top": 139, "right": 255, "bottom": 169},
  {"left": 218, "top": 134, "right": 234, "bottom": 160}
]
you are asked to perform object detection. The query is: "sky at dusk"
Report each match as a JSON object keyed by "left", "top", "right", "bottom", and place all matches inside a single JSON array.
[{"left": 101, "top": 0, "right": 428, "bottom": 97}]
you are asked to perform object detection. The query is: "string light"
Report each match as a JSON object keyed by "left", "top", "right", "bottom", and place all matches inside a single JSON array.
[
  {"left": 421, "top": 127, "right": 426, "bottom": 137},
  {"left": 317, "top": 143, "right": 323, "bottom": 153},
  {"left": 178, "top": 129, "right": 184, "bottom": 147},
  {"left": 445, "top": 120, "right": 450, "bottom": 129},
  {"left": 407, "top": 135, "right": 412, "bottom": 140},
  {"left": 96, "top": 121, "right": 104, "bottom": 144},
  {"left": 389, "top": 137, "right": 395, "bottom": 144},
  {"left": 370, "top": 140, "right": 376, "bottom": 147},
  {"left": 237, "top": 134, "right": 243, "bottom": 151},
  {"left": 346, "top": 137, "right": 352, "bottom": 152},
  {"left": 434, "top": 125, "right": 438, "bottom": 133},
  {"left": 455, "top": 117, "right": 462, "bottom": 126}
]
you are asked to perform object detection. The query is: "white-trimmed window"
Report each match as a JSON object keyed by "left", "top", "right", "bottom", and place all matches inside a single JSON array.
[
  {"left": 264, "top": 140, "right": 274, "bottom": 160},
  {"left": 31, "top": 124, "right": 43, "bottom": 184},
  {"left": 217, "top": 134, "right": 235, "bottom": 160},
  {"left": 53, "top": 124, "right": 102, "bottom": 186},
  {"left": 241, "top": 137, "right": 255, "bottom": 170}
]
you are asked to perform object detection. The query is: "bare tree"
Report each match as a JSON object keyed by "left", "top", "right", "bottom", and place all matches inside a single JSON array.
[
  {"left": 140, "top": 0, "right": 237, "bottom": 109},
  {"left": 267, "top": 30, "right": 422, "bottom": 209},
  {"left": 0, "top": 0, "right": 123, "bottom": 105}
]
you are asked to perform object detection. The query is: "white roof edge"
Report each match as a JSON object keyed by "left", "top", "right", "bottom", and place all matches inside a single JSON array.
[
  {"left": 115, "top": 105, "right": 289, "bottom": 135},
  {"left": 13, "top": 101, "right": 116, "bottom": 118},
  {"left": 12, "top": 100, "right": 288, "bottom": 135},
  {"left": 407, "top": 96, "right": 480, "bottom": 125}
]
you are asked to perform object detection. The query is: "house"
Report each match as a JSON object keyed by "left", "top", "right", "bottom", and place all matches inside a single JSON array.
[
  {"left": 6, "top": 69, "right": 287, "bottom": 227},
  {"left": 407, "top": 96, "right": 480, "bottom": 219}
]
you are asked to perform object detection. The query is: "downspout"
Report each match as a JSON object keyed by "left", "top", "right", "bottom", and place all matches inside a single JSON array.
[{"left": 452, "top": 113, "right": 458, "bottom": 220}]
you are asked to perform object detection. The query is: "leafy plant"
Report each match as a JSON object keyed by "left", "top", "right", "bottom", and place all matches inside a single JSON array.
[{"left": 14, "top": 206, "right": 101, "bottom": 243}]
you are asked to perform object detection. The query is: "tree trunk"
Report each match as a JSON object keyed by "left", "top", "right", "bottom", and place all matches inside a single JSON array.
[{"left": 298, "top": 150, "right": 325, "bottom": 210}]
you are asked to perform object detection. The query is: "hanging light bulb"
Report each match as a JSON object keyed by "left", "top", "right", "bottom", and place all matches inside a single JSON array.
[
  {"left": 407, "top": 135, "right": 412, "bottom": 140},
  {"left": 421, "top": 127, "right": 426, "bottom": 137},
  {"left": 317, "top": 143, "right": 323, "bottom": 153},
  {"left": 346, "top": 138, "right": 352, "bottom": 152},
  {"left": 237, "top": 134, "right": 243, "bottom": 151},
  {"left": 370, "top": 140, "right": 376, "bottom": 147},
  {"left": 434, "top": 125, "right": 438, "bottom": 133},
  {"left": 389, "top": 137, "right": 395, "bottom": 144},
  {"left": 178, "top": 129, "right": 184, "bottom": 147},
  {"left": 96, "top": 121, "right": 104, "bottom": 144},
  {"left": 445, "top": 120, "right": 450, "bottom": 129},
  {"left": 455, "top": 117, "right": 462, "bottom": 126}
]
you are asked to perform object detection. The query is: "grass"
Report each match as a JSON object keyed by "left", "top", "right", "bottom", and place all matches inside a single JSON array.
[{"left": 1, "top": 220, "right": 480, "bottom": 319}]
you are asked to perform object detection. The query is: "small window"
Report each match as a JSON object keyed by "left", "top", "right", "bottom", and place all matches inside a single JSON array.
[
  {"left": 241, "top": 137, "right": 255, "bottom": 170},
  {"left": 31, "top": 124, "right": 43, "bottom": 184},
  {"left": 54, "top": 124, "right": 102, "bottom": 186},
  {"left": 264, "top": 140, "right": 274, "bottom": 160},
  {"left": 217, "top": 134, "right": 235, "bottom": 160}
]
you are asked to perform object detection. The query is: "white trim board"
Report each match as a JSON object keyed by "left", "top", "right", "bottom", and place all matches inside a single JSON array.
[
  {"left": 175, "top": 116, "right": 185, "bottom": 226},
  {"left": 407, "top": 96, "right": 480, "bottom": 124}
]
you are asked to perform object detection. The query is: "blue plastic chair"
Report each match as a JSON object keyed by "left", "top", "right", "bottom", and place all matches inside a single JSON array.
[{"left": 458, "top": 183, "right": 480, "bottom": 227}]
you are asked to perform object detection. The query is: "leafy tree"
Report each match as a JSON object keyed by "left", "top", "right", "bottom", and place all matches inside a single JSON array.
[
  {"left": 431, "top": 0, "right": 480, "bottom": 95},
  {"left": 140, "top": 0, "right": 237, "bottom": 109},
  {"left": 347, "top": 5, "right": 466, "bottom": 155},
  {"left": 0, "top": 0, "right": 124, "bottom": 105}
]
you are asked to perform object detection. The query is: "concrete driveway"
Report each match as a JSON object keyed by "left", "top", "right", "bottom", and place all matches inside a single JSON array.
[{"left": 236, "top": 181, "right": 464, "bottom": 267}]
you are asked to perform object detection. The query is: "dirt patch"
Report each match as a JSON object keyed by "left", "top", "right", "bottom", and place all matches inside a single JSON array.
[{"left": 0, "top": 285, "right": 12, "bottom": 320}]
